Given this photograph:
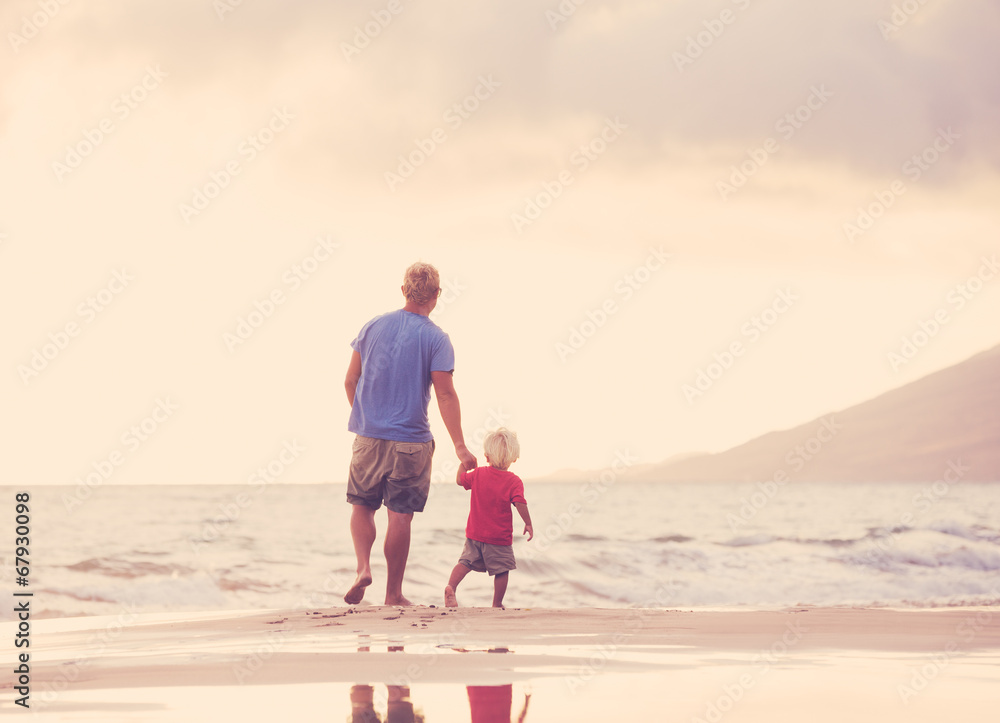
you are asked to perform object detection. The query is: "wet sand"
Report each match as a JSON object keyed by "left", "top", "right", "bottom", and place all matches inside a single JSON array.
[{"left": 3, "top": 606, "right": 998, "bottom": 721}]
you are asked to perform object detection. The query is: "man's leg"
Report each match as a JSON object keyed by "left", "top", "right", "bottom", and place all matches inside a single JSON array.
[
  {"left": 345, "top": 504, "right": 376, "bottom": 604},
  {"left": 492, "top": 571, "right": 509, "bottom": 609},
  {"left": 384, "top": 510, "right": 413, "bottom": 605},
  {"left": 445, "top": 563, "right": 472, "bottom": 607}
]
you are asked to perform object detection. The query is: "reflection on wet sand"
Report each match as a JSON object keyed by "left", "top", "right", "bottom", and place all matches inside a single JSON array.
[
  {"left": 456, "top": 646, "right": 530, "bottom": 723},
  {"left": 349, "top": 638, "right": 529, "bottom": 722},
  {"left": 349, "top": 684, "right": 378, "bottom": 723},
  {"left": 349, "top": 683, "right": 426, "bottom": 723},
  {"left": 351, "top": 636, "right": 426, "bottom": 723},
  {"left": 467, "top": 684, "right": 531, "bottom": 723}
]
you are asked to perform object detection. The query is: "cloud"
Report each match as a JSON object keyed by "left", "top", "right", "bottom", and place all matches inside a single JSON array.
[
  {"left": 2, "top": 0, "right": 997, "bottom": 276},
  {"left": 6, "top": 0, "right": 998, "bottom": 180}
]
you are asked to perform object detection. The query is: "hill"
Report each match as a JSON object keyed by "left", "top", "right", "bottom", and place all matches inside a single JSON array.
[{"left": 636, "top": 344, "right": 1000, "bottom": 483}]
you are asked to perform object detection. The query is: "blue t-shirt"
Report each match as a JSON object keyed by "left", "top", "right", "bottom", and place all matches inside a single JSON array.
[{"left": 348, "top": 309, "right": 455, "bottom": 443}]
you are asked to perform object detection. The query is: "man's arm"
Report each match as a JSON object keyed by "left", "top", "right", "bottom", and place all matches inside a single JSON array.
[
  {"left": 431, "top": 370, "right": 477, "bottom": 469},
  {"left": 345, "top": 350, "right": 362, "bottom": 406},
  {"left": 514, "top": 502, "right": 533, "bottom": 541}
]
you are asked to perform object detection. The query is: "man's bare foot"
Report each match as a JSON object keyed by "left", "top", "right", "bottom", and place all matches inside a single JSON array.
[
  {"left": 344, "top": 573, "right": 372, "bottom": 604},
  {"left": 493, "top": 604, "right": 505, "bottom": 609},
  {"left": 444, "top": 585, "right": 458, "bottom": 607},
  {"left": 385, "top": 595, "right": 414, "bottom": 606}
]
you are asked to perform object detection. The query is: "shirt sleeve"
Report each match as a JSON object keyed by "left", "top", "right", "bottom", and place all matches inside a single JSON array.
[
  {"left": 430, "top": 331, "right": 456, "bottom": 373},
  {"left": 509, "top": 476, "right": 526, "bottom": 505},
  {"left": 458, "top": 468, "right": 475, "bottom": 490},
  {"left": 350, "top": 317, "right": 373, "bottom": 353}
]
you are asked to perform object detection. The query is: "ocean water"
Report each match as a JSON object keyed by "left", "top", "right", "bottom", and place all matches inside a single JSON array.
[{"left": 3, "top": 480, "right": 999, "bottom": 620}]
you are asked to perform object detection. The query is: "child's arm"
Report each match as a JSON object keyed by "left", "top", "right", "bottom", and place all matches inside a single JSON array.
[
  {"left": 457, "top": 460, "right": 475, "bottom": 486},
  {"left": 514, "top": 502, "right": 533, "bottom": 541}
]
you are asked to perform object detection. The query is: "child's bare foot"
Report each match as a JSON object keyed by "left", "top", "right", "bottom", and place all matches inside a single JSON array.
[
  {"left": 344, "top": 572, "right": 372, "bottom": 604},
  {"left": 444, "top": 585, "right": 458, "bottom": 607},
  {"left": 385, "top": 595, "right": 414, "bottom": 606}
]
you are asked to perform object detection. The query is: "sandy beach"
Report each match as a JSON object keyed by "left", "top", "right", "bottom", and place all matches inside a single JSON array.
[{"left": 4, "top": 605, "right": 997, "bottom": 721}]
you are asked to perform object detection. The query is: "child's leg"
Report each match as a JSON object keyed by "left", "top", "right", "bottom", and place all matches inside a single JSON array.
[
  {"left": 492, "top": 571, "right": 509, "bottom": 608},
  {"left": 448, "top": 563, "right": 472, "bottom": 590},
  {"left": 445, "top": 563, "right": 472, "bottom": 607}
]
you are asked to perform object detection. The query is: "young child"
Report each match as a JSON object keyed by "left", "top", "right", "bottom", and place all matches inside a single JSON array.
[{"left": 444, "top": 427, "right": 533, "bottom": 608}]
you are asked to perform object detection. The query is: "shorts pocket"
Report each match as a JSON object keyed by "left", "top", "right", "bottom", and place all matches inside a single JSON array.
[
  {"left": 391, "top": 443, "right": 426, "bottom": 481},
  {"left": 350, "top": 437, "right": 379, "bottom": 479}
]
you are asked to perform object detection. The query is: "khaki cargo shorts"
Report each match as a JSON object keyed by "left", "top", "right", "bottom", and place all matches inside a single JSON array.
[
  {"left": 458, "top": 538, "right": 516, "bottom": 576},
  {"left": 346, "top": 435, "right": 435, "bottom": 514}
]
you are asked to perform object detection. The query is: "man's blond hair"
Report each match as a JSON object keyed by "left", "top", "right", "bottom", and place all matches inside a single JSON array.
[
  {"left": 402, "top": 262, "right": 440, "bottom": 305},
  {"left": 484, "top": 427, "right": 520, "bottom": 470}
]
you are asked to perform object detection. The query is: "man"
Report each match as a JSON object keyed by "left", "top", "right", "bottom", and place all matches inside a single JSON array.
[{"left": 344, "top": 262, "right": 477, "bottom": 605}]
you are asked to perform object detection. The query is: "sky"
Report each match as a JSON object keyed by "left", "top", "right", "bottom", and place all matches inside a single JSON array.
[{"left": 2, "top": 0, "right": 999, "bottom": 487}]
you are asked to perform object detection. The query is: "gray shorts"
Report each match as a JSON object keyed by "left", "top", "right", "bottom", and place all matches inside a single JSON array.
[
  {"left": 458, "top": 538, "right": 516, "bottom": 576},
  {"left": 346, "top": 435, "right": 435, "bottom": 514}
]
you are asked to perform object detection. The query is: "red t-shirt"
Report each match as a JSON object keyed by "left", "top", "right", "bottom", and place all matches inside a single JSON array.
[{"left": 458, "top": 466, "right": 526, "bottom": 546}]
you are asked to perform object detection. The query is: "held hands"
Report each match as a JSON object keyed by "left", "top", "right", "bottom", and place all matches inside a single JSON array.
[
  {"left": 523, "top": 523, "right": 534, "bottom": 541},
  {"left": 456, "top": 443, "right": 477, "bottom": 471}
]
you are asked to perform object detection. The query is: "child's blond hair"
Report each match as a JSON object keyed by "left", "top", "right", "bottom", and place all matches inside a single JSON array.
[{"left": 483, "top": 427, "right": 519, "bottom": 470}]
